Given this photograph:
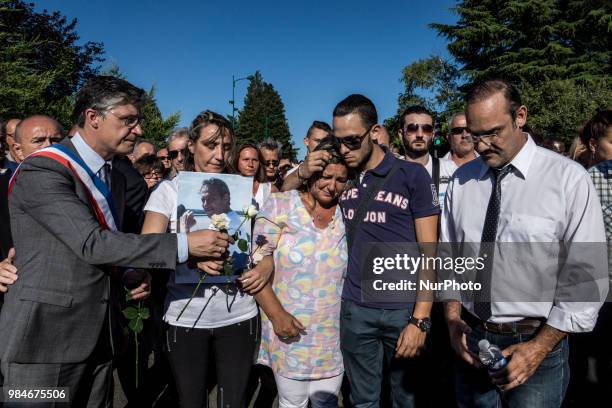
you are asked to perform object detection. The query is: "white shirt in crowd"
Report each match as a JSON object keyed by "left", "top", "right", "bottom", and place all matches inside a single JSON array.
[
  {"left": 144, "top": 177, "right": 258, "bottom": 329},
  {"left": 440, "top": 135, "right": 608, "bottom": 332},
  {"left": 423, "top": 153, "right": 457, "bottom": 211}
]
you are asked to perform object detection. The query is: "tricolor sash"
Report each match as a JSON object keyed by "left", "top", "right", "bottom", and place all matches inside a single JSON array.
[{"left": 8, "top": 144, "right": 119, "bottom": 231}]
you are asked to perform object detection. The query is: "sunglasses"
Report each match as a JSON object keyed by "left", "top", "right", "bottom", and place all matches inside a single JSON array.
[
  {"left": 335, "top": 126, "right": 373, "bottom": 150},
  {"left": 404, "top": 123, "right": 434, "bottom": 135},
  {"left": 168, "top": 150, "right": 183, "bottom": 160},
  {"left": 157, "top": 155, "right": 169, "bottom": 160},
  {"left": 264, "top": 160, "right": 280, "bottom": 167},
  {"left": 450, "top": 126, "right": 470, "bottom": 135}
]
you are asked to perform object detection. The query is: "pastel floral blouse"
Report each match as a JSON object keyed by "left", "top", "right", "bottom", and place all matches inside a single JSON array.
[{"left": 254, "top": 190, "right": 347, "bottom": 380}]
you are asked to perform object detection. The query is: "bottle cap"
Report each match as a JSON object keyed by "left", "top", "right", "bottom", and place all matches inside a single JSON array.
[{"left": 478, "top": 339, "right": 490, "bottom": 351}]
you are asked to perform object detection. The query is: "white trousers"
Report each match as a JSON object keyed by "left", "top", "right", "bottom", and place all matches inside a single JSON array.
[{"left": 274, "top": 372, "right": 343, "bottom": 408}]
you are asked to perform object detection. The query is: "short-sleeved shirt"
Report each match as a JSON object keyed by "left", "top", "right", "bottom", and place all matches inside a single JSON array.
[
  {"left": 144, "top": 178, "right": 258, "bottom": 329},
  {"left": 339, "top": 151, "right": 440, "bottom": 309},
  {"left": 254, "top": 190, "right": 347, "bottom": 379}
]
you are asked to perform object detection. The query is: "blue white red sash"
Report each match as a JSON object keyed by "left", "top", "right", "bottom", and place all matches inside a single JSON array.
[{"left": 8, "top": 144, "right": 119, "bottom": 231}]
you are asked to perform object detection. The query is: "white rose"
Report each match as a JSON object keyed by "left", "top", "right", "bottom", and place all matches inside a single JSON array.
[
  {"left": 243, "top": 204, "right": 259, "bottom": 218},
  {"left": 210, "top": 213, "right": 230, "bottom": 231}
]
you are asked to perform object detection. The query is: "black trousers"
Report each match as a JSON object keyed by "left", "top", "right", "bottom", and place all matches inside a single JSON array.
[{"left": 164, "top": 316, "right": 259, "bottom": 408}]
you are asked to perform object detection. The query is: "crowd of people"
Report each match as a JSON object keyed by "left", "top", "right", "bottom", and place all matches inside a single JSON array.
[{"left": 0, "top": 75, "right": 610, "bottom": 408}]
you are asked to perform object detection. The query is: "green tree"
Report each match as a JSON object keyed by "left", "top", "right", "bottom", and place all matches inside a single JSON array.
[
  {"left": 235, "top": 71, "right": 296, "bottom": 159},
  {"left": 384, "top": 55, "right": 463, "bottom": 140},
  {"left": 140, "top": 85, "right": 181, "bottom": 148},
  {"left": 389, "top": 0, "right": 612, "bottom": 143},
  {"left": 0, "top": 0, "right": 104, "bottom": 127},
  {"left": 102, "top": 63, "right": 180, "bottom": 147},
  {"left": 430, "top": 0, "right": 611, "bottom": 84}
]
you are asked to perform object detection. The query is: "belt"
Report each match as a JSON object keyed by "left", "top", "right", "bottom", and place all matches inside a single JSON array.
[{"left": 462, "top": 309, "right": 543, "bottom": 335}]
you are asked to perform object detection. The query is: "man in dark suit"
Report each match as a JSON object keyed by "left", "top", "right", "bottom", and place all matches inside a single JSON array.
[{"left": 0, "top": 76, "right": 230, "bottom": 407}]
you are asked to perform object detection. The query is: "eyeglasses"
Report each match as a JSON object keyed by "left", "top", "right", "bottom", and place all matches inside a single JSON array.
[
  {"left": 450, "top": 126, "right": 470, "bottom": 136},
  {"left": 264, "top": 160, "right": 280, "bottom": 167},
  {"left": 143, "top": 171, "right": 161, "bottom": 179},
  {"left": 168, "top": 150, "right": 183, "bottom": 160},
  {"left": 335, "top": 126, "right": 373, "bottom": 150},
  {"left": 107, "top": 111, "right": 144, "bottom": 128},
  {"left": 404, "top": 123, "right": 434, "bottom": 135},
  {"left": 157, "top": 155, "right": 169, "bottom": 161},
  {"left": 465, "top": 133, "right": 501, "bottom": 144}
]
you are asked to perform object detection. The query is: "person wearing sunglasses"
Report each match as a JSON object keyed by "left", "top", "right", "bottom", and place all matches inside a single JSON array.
[
  {"left": 258, "top": 138, "right": 283, "bottom": 190},
  {"left": 398, "top": 105, "right": 457, "bottom": 212},
  {"left": 157, "top": 147, "right": 172, "bottom": 169},
  {"left": 444, "top": 112, "right": 478, "bottom": 168},
  {"left": 333, "top": 94, "right": 439, "bottom": 408},
  {"left": 166, "top": 128, "right": 189, "bottom": 178}
]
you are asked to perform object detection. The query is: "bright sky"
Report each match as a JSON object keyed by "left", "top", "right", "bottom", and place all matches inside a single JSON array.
[{"left": 35, "top": 0, "right": 456, "bottom": 157}]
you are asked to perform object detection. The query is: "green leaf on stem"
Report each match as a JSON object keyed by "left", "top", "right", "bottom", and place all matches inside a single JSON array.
[
  {"left": 139, "top": 307, "right": 150, "bottom": 319},
  {"left": 122, "top": 307, "right": 138, "bottom": 320},
  {"left": 129, "top": 318, "right": 144, "bottom": 334}
]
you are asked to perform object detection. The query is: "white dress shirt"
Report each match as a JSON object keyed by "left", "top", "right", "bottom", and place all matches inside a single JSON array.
[
  {"left": 441, "top": 134, "right": 608, "bottom": 332},
  {"left": 72, "top": 132, "right": 188, "bottom": 262}
]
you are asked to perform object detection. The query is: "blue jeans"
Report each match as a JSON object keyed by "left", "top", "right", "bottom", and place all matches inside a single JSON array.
[
  {"left": 340, "top": 300, "right": 418, "bottom": 408},
  {"left": 456, "top": 324, "right": 570, "bottom": 408}
]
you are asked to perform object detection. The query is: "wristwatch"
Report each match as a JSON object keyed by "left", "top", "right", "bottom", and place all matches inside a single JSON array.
[{"left": 409, "top": 316, "right": 432, "bottom": 334}]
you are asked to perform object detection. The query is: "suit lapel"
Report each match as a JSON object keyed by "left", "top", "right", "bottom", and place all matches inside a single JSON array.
[{"left": 111, "top": 161, "right": 126, "bottom": 230}]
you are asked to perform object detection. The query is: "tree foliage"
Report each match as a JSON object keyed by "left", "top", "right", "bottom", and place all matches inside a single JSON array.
[
  {"left": 430, "top": 0, "right": 611, "bottom": 84},
  {"left": 235, "top": 71, "right": 296, "bottom": 159},
  {"left": 0, "top": 0, "right": 104, "bottom": 127},
  {"left": 102, "top": 63, "right": 180, "bottom": 148},
  {"left": 384, "top": 56, "right": 463, "bottom": 140},
  {"left": 388, "top": 0, "right": 611, "bottom": 144}
]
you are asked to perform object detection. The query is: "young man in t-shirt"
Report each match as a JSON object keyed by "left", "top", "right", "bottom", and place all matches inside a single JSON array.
[
  {"left": 398, "top": 105, "right": 457, "bottom": 211},
  {"left": 334, "top": 94, "right": 439, "bottom": 407}
]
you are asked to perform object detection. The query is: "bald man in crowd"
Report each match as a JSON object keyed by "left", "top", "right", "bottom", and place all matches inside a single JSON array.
[
  {"left": 1, "top": 115, "right": 65, "bottom": 282},
  {"left": 13, "top": 115, "right": 64, "bottom": 160}
]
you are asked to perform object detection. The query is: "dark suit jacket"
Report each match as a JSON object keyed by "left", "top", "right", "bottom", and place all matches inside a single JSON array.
[
  {"left": 0, "top": 171, "right": 12, "bottom": 260},
  {"left": 0, "top": 138, "right": 177, "bottom": 364}
]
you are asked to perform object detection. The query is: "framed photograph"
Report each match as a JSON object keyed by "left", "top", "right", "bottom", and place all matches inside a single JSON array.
[{"left": 176, "top": 172, "right": 254, "bottom": 284}]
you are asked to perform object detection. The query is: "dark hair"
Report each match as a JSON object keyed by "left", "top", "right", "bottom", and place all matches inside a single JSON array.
[
  {"left": 399, "top": 105, "right": 433, "bottom": 129},
  {"left": 184, "top": 110, "right": 236, "bottom": 173},
  {"left": 465, "top": 79, "right": 522, "bottom": 122},
  {"left": 73, "top": 76, "right": 146, "bottom": 127},
  {"left": 304, "top": 135, "right": 350, "bottom": 190},
  {"left": 333, "top": 94, "right": 378, "bottom": 130},
  {"left": 200, "top": 178, "right": 230, "bottom": 200},
  {"left": 133, "top": 154, "right": 165, "bottom": 177},
  {"left": 580, "top": 110, "right": 612, "bottom": 146},
  {"left": 306, "top": 121, "right": 332, "bottom": 139}
]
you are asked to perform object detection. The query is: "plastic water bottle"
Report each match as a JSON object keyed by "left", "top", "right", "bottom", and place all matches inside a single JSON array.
[{"left": 478, "top": 339, "right": 508, "bottom": 371}]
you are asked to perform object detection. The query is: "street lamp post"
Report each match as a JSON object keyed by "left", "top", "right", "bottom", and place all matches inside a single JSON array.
[{"left": 230, "top": 74, "right": 253, "bottom": 129}]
